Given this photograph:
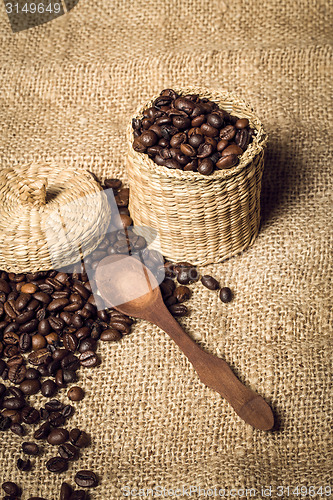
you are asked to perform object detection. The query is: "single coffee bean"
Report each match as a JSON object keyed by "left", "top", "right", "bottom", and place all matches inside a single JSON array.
[
  {"left": 67, "top": 386, "right": 84, "bottom": 402},
  {"left": 45, "top": 399, "right": 64, "bottom": 412},
  {"left": 47, "top": 428, "right": 69, "bottom": 445},
  {"left": 22, "top": 441, "right": 39, "bottom": 455},
  {"left": 235, "top": 128, "right": 250, "bottom": 150},
  {"left": 46, "top": 456, "right": 68, "bottom": 473},
  {"left": 63, "top": 370, "right": 77, "bottom": 384},
  {"left": 219, "top": 287, "right": 233, "bottom": 303},
  {"left": 16, "top": 457, "right": 31, "bottom": 471},
  {"left": 219, "top": 124, "right": 236, "bottom": 141},
  {"left": 16, "top": 292, "right": 31, "bottom": 311},
  {"left": 217, "top": 139, "right": 229, "bottom": 152},
  {"left": 62, "top": 404, "right": 75, "bottom": 419},
  {"left": 37, "top": 363, "right": 50, "bottom": 377},
  {"left": 41, "top": 379, "right": 57, "bottom": 398},
  {"left": 221, "top": 144, "right": 243, "bottom": 157},
  {"left": 2, "top": 481, "right": 20, "bottom": 496},
  {"left": 180, "top": 143, "right": 196, "bottom": 156},
  {"left": 100, "top": 329, "right": 122, "bottom": 342},
  {"left": 19, "top": 379, "right": 41, "bottom": 395},
  {"left": 173, "top": 286, "right": 191, "bottom": 302},
  {"left": 8, "top": 364, "right": 26, "bottom": 384},
  {"left": 69, "top": 428, "right": 90, "bottom": 448},
  {"left": 48, "top": 317, "right": 65, "bottom": 331},
  {"left": 63, "top": 333, "right": 79, "bottom": 352},
  {"left": 207, "top": 112, "right": 224, "bottom": 128},
  {"left": 0, "top": 414, "right": 11, "bottom": 430},
  {"left": 53, "top": 349, "right": 70, "bottom": 361},
  {"left": 74, "top": 470, "right": 98, "bottom": 488},
  {"left": 10, "top": 422, "right": 25, "bottom": 436},
  {"left": 61, "top": 354, "right": 80, "bottom": 372},
  {"left": 21, "top": 283, "right": 38, "bottom": 294},
  {"left": 188, "top": 133, "right": 204, "bottom": 148},
  {"left": 200, "top": 122, "right": 219, "bottom": 137},
  {"left": 3, "top": 397, "right": 25, "bottom": 410},
  {"left": 191, "top": 114, "right": 206, "bottom": 127},
  {"left": 58, "top": 442, "right": 78, "bottom": 461},
  {"left": 79, "top": 351, "right": 99, "bottom": 368},
  {"left": 60, "top": 481, "right": 73, "bottom": 500},
  {"left": 164, "top": 158, "right": 181, "bottom": 169},
  {"left": 48, "top": 411, "right": 66, "bottom": 428},
  {"left": 19, "top": 332, "right": 32, "bottom": 352},
  {"left": 28, "top": 348, "right": 51, "bottom": 366},
  {"left": 55, "top": 369, "right": 67, "bottom": 388},
  {"left": 25, "top": 367, "right": 40, "bottom": 380},
  {"left": 216, "top": 154, "right": 239, "bottom": 170},
  {"left": 168, "top": 304, "right": 188, "bottom": 317},
  {"left": 34, "top": 421, "right": 51, "bottom": 440},
  {"left": 47, "top": 298, "right": 69, "bottom": 313},
  {"left": 198, "top": 158, "right": 214, "bottom": 175},
  {"left": 104, "top": 178, "right": 122, "bottom": 190},
  {"left": 235, "top": 118, "right": 249, "bottom": 129},
  {"left": 31, "top": 333, "right": 47, "bottom": 350},
  {"left": 21, "top": 406, "right": 40, "bottom": 424},
  {"left": 197, "top": 142, "right": 214, "bottom": 158},
  {"left": 201, "top": 275, "right": 220, "bottom": 290}
]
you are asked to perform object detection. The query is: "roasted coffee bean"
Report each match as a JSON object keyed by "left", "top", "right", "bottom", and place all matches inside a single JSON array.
[
  {"left": 17, "top": 457, "right": 31, "bottom": 471},
  {"left": 173, "top": 286, "right": 191, "bottom": 302},
  {"left": 200, "top": 122, "right": 219, "bottom": 137},
  {"left": 172, "top": 114, "right": 191, "bottom": 129},
  {"left": 63, "top": 333, "right": 79, "bottom": 352},
  {"left": 16, "top": 292, "right": 31, "bottom": 311},
  {"left": 174, "top": 97, "right": 195, "bottom": 115},
  {"left": 31, "top": 334, "right": 47, "bottom": 350},
  {"left": 201, "top": 275, "right": 220, "bottom": 290},
  {"left": 62, "top": 370, "right": 77, "bottom": 384},
  {"left": 3, "top": 397, "right": 25, "bottom": 410},
  {"left": 48, "top": 411, "right": 66, "bottom": 428},
  {"left": 46, "top": 456, "right": 68, "bottom": 473},
  {"left": 41, "top": 379, "right": 57, "bottom": 398},
  {"left": 52, "top": 349, "right": 70, "bottom": 361},
  {"left": 61, "top": 354, "right": 80, "bottom": 372},
  {"left": 8, "top": 364, "right": 26, "bottom": 384},
  {"left": 207, "top": 112, "right": 224, "bottom": 128},
  {"left": 100, "top": 329, "right": 122, "bottom": 342},
  {"left": 48, "top": 359, "right": 61, "bottom": 376},
  {"left": 2, "top": 481, "right": 20, "bottom": 496},
  {"left": 235, "top": 118, "right": 249, "bottom": 129},
  {"left": 74, "top": 470, "right": 98, "bottom": 488},
  {"left": 28, "top": 348, "right": 51, "bottom": 366},
  {"left": 34, "top": 421, "right": 51, "bottom": 440},
  {"left": 19, "top": 379, "right": 41, "bottom": 395},
  {"left": 67, "top": 386, "right": 84, "bottom": 402},
  {"left": 60, "top": 481, "right": 73, "bottom": 500},
  {"left": 219, "top": 124, "right": 236, "bottom": 141},
  {"left": 219, "top": 287, "right": 233, "bottom": 303},
  {"left": 22, "top": 441, "right": 39, "bottom": 455},
  {"left": 62, "top": 404, "right": 75, "bottom": 419},
  {"left": 10, "top": 422, "right": 25, "bottom": 436},
  {"left": 198, "top": 158, "right": 214, "bottom": 175},
  {"left": 48, "top": 317, "right": 65, "bottom": 332},
  {"left": 47, "top": 428, "right": 69, "bottom": 445},
  {"left": 21, "top": 406, "right": 40, "bottom": 424},
  {"left": 180, "top": 143, "right": 196, "bottom": 156},
  {"left": 37, "top": 364, "right": 49, "bottom": 377},
  {"left": 19, "top": 332, "right": 32, "bottom": 352},
  {"left": 216, "top": 154, "right": 238, "bottom": 170},
  {"left": 25, "top": 367, "right": 40, "bottom": 380},
  {"left": 164, "top": 296, "right": 177, "bottom": 307},
  {"left": 0, "top": 414, "right": 11, "bottom": 430},
  {"left": 0, "top": 382, "right": 6, "bottom": 397},
  {"left": 221, "top": 144, "right": 243, "bottom": 157},
  {"left": 58, "top": 442, "right": 78, "bottom": 461},
  {"left": 168, "top": 304, "right": 188, "bottom": 317},
  {"left": 48, "top": 298, "right": 69, "bottom": 313},
  {"left": 69, "top": 428, "right": 89, "bottom": 448},
  {"left": 188, "top": 133, "right": 204, "bottom": 148},
  {"left": 79, "top": 351, "right": 99, "bottom": 368},
  {"left": 3, "top": 331, "right": 19, "bottom": 344},
  {"left": 197, "top": 142, "right": 214, "bottom": 158},
  {"left": 70, "top": 492, "right": 87, "bottom": 500},
  {"left": 8, "top": 386, "right": 24, "bottom": 398},
  {"left": 55, "top": 369, "right": 67, "bottom": 388},
  {"left": 2, "top": 408, "right": 21, "bottom": 423},
  {"left": 217, "top": 139, "right": 229, "bottom": 152},
  {"left": 45, "top": 399, "right": 64, "bottom": 412},
  {"left": 235, "top": 128, "right": 250, "bottom": 150},
  {"left": 0, "top": 279, "right": 10, "bottom": 294}
]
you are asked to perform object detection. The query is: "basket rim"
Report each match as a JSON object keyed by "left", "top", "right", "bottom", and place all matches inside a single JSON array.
[{"left": 126, "top": 86, "right": 268, "bottom": 182}]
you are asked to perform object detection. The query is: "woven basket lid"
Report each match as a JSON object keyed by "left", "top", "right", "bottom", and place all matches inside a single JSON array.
[{"left": 0, "top": 161, "right": 111, "bottom": 274}]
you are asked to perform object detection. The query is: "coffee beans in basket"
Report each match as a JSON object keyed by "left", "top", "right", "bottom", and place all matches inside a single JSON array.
[{"left": 132, "top": 89, "right": 255, "bottom": 174}]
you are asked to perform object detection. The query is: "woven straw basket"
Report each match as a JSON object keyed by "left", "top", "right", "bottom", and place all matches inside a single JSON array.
[
  {"left": 126, "top": 87, "right": 268, "bottom": 265},
  {"left": 0, "top": 162, "right": 111, "bottom": 274}
]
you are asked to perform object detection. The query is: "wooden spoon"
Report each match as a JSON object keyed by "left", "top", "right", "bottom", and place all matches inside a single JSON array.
[{"left": 95, "top": 254, "right": 274, "bottom": 430}]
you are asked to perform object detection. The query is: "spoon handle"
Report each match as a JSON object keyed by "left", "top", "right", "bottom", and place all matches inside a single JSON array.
[{"left": 152, "top": 310, "right": 274, "bottom": 430}]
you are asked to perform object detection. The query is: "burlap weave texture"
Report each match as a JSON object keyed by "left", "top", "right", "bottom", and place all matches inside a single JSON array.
[{"left": 0, "top": 0, "right": 332, "bottom": 498}]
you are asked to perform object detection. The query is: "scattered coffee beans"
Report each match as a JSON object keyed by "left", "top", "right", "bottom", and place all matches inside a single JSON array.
[
  {"left": 22, "top": 441, "right": 39, "bottom": 455},
  {"left": 132, "top": 89, "right": 254, "bottom": 174},
  {"left": 74, "top": 470, "right": 98, "bottom": 488},
  {"left": 46, "top": 456, "right": 68, "bottom": 473},
  {"left": 201, "top": 275, "right": 219, "bottom": 290},
  {"left": 2, "top": 481, "right": 20, "bottom": 496}
]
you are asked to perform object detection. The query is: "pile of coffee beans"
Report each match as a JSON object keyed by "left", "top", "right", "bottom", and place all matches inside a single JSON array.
[
  {"left": 132, "top": 89, "right": 255, "bottom": 175},
  {"left": 0, "top": 175, "right": 233, "bottom": 498}
]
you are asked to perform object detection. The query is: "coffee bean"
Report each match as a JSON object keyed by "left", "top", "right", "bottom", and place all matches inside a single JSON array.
[
  {"left": 173, "top": 286, "right": 191, "bottom": 302},
  {"left": 25, "top": 368, "right": 40, "bottom": 380},
  {"left": 45, "top": 399, "right": 64, "bottom": 412},
  {"left": 16, "top": 458, "right": 31, "bottom": 471},
  {"left": 10, "top": 422, "right": 25, "bottom": 436},
  {"left": 62, "top": 404, "right": 75, "bottom": 419},
  {"left": 67, "top": 386, "right": 84, "bottom": 402},
  {"left": 221, "top": 144, "right": 243, "bottom": 157},
  {"left": 8, "top": 364, "right": 26, "bottom": 384},
  {"left": 70, "top": 492, "right": 87, "bottom": 500},
  {"left": 79, "top": 351, "right": 99, "bottom": 367},
  {"left": 235, "top": 128, "right": 250, "bottom": 150},
  {"left": 104, "top": 178, "right": 122, "bottom": 190},
  {"left": 0, "top": 414, "right": 11, "bottom": 430},
  {"left": 217, "top": 139, "right": 229, "bottom": 152},
  {"left": 48, "top": 317, "right": 65, "bottom": 331},
  {"left": 28, "top": 348, "right": 51, "bottom": 366},
  {"left": 2, "top": 481, "right": 20, "bottom": 496},
  {"left": 200, "top": 122, "right": 219, "bottom": 137},
  {"left": 168, "top": 304, "right": 188, "bottom": 317},
  {"left": 34, "top": 421, "right": 51, "bottom": 440},
  {"left": 216, "top": 154, "right": 239, "bottom": 170},
  {"left": 19, "top": 379, "right": 41, "bottom": 395},
  {"left": 201, "top": 275, "right": 220, "bottom": 290},
  {"left": 100, "top": 329, "right": 122, "bottom": 342},
  {"left": 58, "top": 442, "right": 78, "bottom": 461},
  {"left": 188, "top": 133, "right": 204, "bottom": 148},
  {"left": 219, "top": 287, "right": 233, "bottom": 303},
  {"left": 69, "top": 428, "right": 89, "bottom": 448},
  {"left": 74, "top": 470, "right": 98, "bottom": 488},
  {"left": 47, "top": 298, "right": 69, "bottom": 313},
  {"left": 0, "top": 279, "right": 10, "bottom": 294},
  {"left": 63, "top": 333, "right": 79, "bottom": 352},
  {"left": 22, "top": 441, "right": 39, "bottom": 455},
  {"left": 235, "top": 118, "right": 249, "bottom": 129},
  {"left": 198, "top": 158, "right": 214, "bottom": 175},
  {"left": 207, "top": 112, "right": 223, "bottom": 128},
  {"left": 180, "top": 143, "right": 196, "bottom": 156},
  {"left": 41, "top": 379, "right": 57, "bottom": 398},
  {"left": 61, "top": 354, "right": 80, "bottom": 372},
  {"left": 164, "top": 158, "right": 181, "bottom": 169},
  {"left": 47, "top": 428, "right": 69, "bottom": 445},
  {"left": 21, "top": 406, "right": 40, "bottom": 424},
  {"left": 60, "top": 482, "right": 73, "bottom": 500},
  {"left": 3, "top": 397, "right": 25, "bottom": 410},
  {"left": 219, "top": 124, "right": 236, "bottom": 141},
  {"left": 46, "top": 456, "right": 68, "bottom": 473}
]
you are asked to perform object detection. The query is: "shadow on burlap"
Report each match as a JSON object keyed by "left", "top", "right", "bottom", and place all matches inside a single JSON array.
[{"left": 0, "top": 0, "right": 332, "bottom": 498}]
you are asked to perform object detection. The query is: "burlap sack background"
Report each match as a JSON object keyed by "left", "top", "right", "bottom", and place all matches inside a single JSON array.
[{"left": 0, "top": 0, "right": 332, "bottom": 498}]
